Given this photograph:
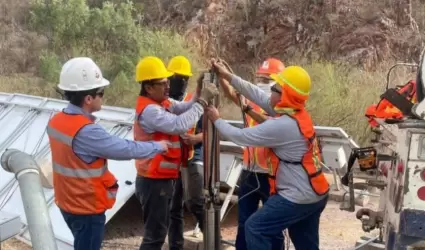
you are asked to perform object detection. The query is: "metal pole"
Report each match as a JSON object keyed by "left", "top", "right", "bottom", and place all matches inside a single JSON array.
[
  {"left": 202, "top": 71, "right": 222, "bottom": 250},
  {"left": 1, "top": 149, "right": 58, "bottom": 250}
]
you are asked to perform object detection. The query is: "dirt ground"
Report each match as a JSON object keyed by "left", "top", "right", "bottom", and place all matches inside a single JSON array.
[{"left": 1, "top": 194, "right": 379, "bottom": 250}]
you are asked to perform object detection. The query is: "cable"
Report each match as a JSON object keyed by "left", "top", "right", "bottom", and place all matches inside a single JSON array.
[{"left": 221, "top": 170, "right": 260, "bottom": 223}]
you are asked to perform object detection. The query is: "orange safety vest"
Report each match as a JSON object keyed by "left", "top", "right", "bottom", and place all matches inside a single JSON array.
[
  {"left": 182, "top": 92, "right": 198, "bottom": 161},
  {"left": 266, "top": 109, "right": 329, "bottom": 196},
  {"left": 365, "top": 80, "right": 417, "bottom": 127},
  {"left": 47, "top": 112, "right": 118, "bottom": 215},
  {"left": 134, "top": 96, "right": 182, "bottom": 178},
  {"left": 242, "top": 101, "right": 273, "bottom": 174}
]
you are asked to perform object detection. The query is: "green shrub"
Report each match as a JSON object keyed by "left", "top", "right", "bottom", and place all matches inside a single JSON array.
[
  {"left": 28, "top": 0, "right": 202, "bottom": 93},
  {"left": 38, "top": 52, "right": 61, "bottom": 84}
]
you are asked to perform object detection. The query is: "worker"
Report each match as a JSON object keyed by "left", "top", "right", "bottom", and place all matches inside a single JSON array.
[
  {"left": 133, "top": 56, "right": 218, "bottom": 250},
  {"left": 206, "top": 59, "right": 329, "bottom": 250},
  {"left": 166, "top": 55, "right": 205, "bottom": 249},
  {"left": 218, "top": 58, "right": 285, "bottom": 250},
  {"left": 46, "top": 57, "right": 169, "bottom": 250}
]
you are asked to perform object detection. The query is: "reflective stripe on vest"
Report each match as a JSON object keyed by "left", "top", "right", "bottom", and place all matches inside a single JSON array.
[
  {"left": 267, "top": 109, "right": 329, "bottom": 196},
  {"left": 242, "top": 101, "right": 273, "bottom": 174},
  {"left": 47, "top": 112, "right": 118, "bottom": 215},
  {"left": 134, "top": 96, "right": 182, "bottom": 179}
]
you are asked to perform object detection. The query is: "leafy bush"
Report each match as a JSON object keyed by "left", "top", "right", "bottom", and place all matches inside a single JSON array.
[{"left": 29, "top": 0, "right": 202, "bottom": 105}]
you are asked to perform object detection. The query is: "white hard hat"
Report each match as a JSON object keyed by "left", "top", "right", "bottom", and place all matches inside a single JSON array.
[{"left": 57, "top": 57, "right": 110, "bottom": 91}]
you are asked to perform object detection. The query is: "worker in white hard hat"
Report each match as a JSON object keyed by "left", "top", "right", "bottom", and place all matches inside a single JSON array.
[
  {"left": 206, "top": 59, "right": 329, "bottom": 250},
  {"left": 46, "top": 57, "right": 169, "bottom": 250}
]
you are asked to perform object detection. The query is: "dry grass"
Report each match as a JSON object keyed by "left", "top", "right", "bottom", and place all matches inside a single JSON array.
[{"left": 0, "top": 59, "right": 417, "bottom": 145}]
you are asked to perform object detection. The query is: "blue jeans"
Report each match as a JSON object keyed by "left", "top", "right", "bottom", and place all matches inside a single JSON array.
[
  {"left": 245, "top": 194, "right": 328, "bottom": 250},
  {"left": 60, "top": 209, "right": 106, "bottom": 250},
  {"left": 235, "top": 170, "right": 284, "bottom": 250}
]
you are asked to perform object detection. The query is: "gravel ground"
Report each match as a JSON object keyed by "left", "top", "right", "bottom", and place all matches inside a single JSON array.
[{"left": 1, "top": 195, "right": 379, "bottom": 250}]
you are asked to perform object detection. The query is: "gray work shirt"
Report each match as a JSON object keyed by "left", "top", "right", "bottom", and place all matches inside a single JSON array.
[
  {"left": 214, "top": 75, "right": 326, "bottom": 204},
  {"left": 139, "top": 95, "right": 204, "bottom": 135},
  {"left": 65, "top": 104, "right": 164, "bottom": 163}
]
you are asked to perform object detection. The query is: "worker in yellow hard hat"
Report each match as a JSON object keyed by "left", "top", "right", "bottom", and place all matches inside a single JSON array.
[
  {"left": 218, "top": 58, "right": 286, "bottom": 250},
  {"left": 133, "top": 56, "right": 219, "bottom": 250},
  {"left": 166, "top": 55, "right": 206, "bottom": 249},
  {"left": 206, "top": 59, "right": 329, "bottom": 250}
]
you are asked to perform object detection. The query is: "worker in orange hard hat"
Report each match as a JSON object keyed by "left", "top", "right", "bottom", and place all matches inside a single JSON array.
[
  {"left": 133, "top": 56, "right": 219, "bottom": 250},
  {"left": 256, "top": 57, "right": 285, "bottom": 78},
  {"left": 207, "top": 59, "right": 329, "bottom": 250},
  {"left": 218, "top": 57, "right": 285, "bottom": 250}
]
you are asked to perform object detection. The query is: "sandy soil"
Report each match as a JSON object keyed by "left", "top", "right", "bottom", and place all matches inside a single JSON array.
[{"left": 1, "top": 195, "right": 379, "bottom": 250}]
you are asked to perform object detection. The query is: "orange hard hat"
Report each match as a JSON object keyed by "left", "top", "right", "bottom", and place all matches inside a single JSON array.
[{"left": 256, "top": 58, "right": 285, "bottom": 76}]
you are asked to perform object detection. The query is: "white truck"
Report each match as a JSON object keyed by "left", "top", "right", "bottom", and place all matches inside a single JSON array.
[{"left": 339, "top": 49, "right": 425, "bottom": 249}]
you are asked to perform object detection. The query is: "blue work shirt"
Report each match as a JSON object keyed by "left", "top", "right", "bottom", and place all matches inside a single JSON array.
[
  {"left": 191, "top": 115, "right": 203, "bottom": 163},
  {"left": 64, "top": 104, "right": 164, "bottom": 163}
]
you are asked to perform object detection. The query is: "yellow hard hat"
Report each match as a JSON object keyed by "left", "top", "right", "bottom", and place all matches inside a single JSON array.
[
  {"left": 135, "top": 56, "right": 173, "bottom": 82},
  {"left": 167, "top": 56, "right": 193, "bottom": 77},
  {"left": 270, "top": 66, "right": 311, "bottom": 96}
]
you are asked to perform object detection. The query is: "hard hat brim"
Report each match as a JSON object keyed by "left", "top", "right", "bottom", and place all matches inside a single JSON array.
[
  {"left": 138, "top": 70, "right": 174, "bottom": 82},
  {"left": 171, "top": 70, "right": 193, "bottom": 77},
  {"left": 270, "top": 74, "right": 284, "bottom": 87},
  {"left": 57, "top": 78, "right": 110, "bottom": 92}
]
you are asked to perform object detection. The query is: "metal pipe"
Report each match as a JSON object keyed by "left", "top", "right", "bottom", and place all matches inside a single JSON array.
[
  {"left": 1, "top": 149, "right": 58, "bottom": 250},
  {"left": 202, "top": 70, "right": 223, "bottom": 250},
  {"left": 203, "top": 203, "right": 215, "bottom": 250},
  {"left": 214, "top": 204, "right": 221, "bottom": 250},
  {"left": 202, "top": 72, "right": 212, "bottom": 192}
]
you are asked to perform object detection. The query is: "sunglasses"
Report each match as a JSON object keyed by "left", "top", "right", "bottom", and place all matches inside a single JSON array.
[
  {"left": 270, "top": 85, "right": 282, "bottom": 94},
  {"left": 95, "top": 90, "right": 105, "bottom": 98},
  {"left": 151, "top": 79, "right": 169, "bottom": 87}
]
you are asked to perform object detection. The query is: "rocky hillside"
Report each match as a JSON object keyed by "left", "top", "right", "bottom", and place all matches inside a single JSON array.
[
  {"left": 139, "top": 0, "right": 425, "bottom": 71},
  {"left": 1, "top": 0, "right": 425, "bottom": 76}
]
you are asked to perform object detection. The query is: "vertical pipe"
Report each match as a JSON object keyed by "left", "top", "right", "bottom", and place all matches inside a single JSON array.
[
  {"left": 212, "top": 75, "right": 220, "bottom": 186},
  {"left": 203, "top": 204, "right": 215, "bottom": 250},
  {"left": 214, "top": 203, "right": 221, "bottom": 250},
  {"left": 202, "top": 71, "right": 223, "bottom": 250},
  {"left": 1, "top": 149, "right": 58, "bottom": 250},
  {"left": 203, "top": 72, "right": 212, "bottom": 191}
]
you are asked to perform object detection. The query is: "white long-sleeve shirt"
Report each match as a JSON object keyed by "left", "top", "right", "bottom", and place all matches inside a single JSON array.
[{"left": 214, "top": 75, "right": 327, "bottom": 204}]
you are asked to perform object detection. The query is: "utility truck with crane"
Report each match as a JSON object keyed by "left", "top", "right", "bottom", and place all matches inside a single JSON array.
[{"left": 335, "top": 48, "right": 425, "bottom": 249}]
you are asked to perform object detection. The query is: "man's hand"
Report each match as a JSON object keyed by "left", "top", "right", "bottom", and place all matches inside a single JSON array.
[
  {"left": 197, "top": 84, "right": 219, "bottom": 107},
  {"left": 195, "top": 73, "right": 205, "bottom": 97},
  {"left": 157, "top": 140, "right": 170, "bottom": 152},
  {"left": 211, "top": 59, "right": 230, "bottom": 76},
  {"left": 181, "top": 133, "right": 202, "bottom": 145},
  {"left": 206, "top": 106, "right": 220, "bottom": 122}
]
